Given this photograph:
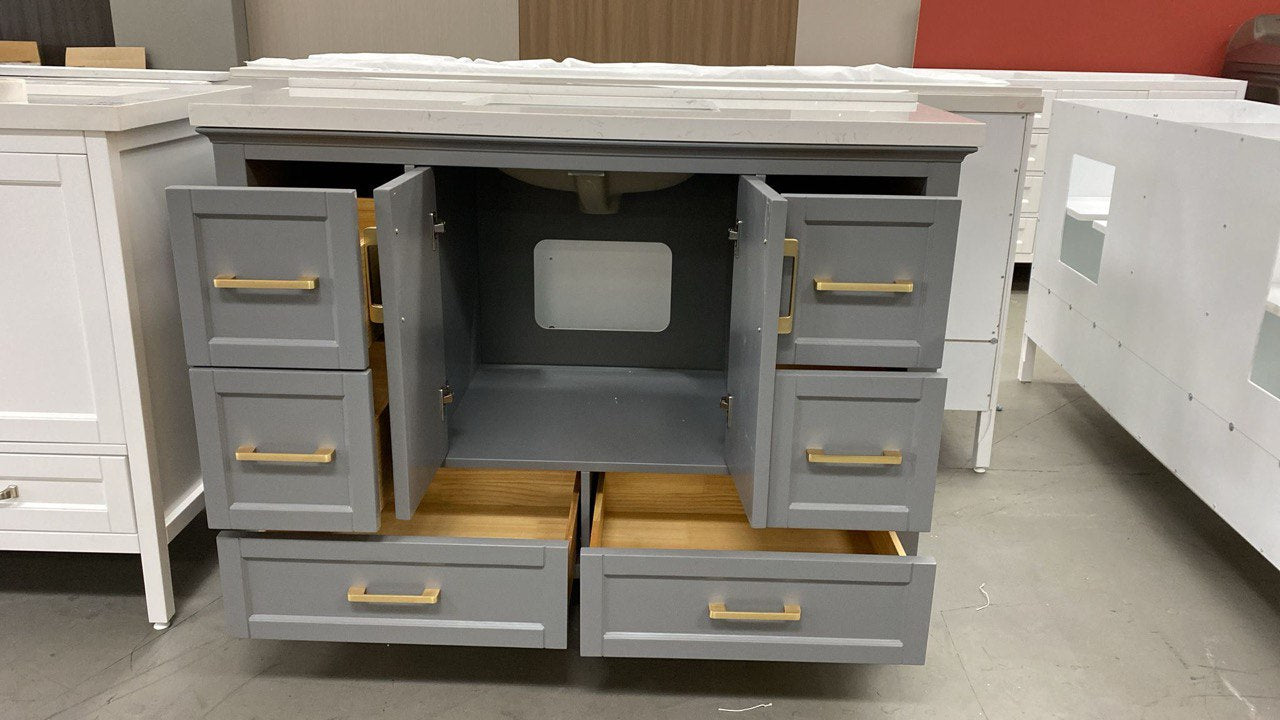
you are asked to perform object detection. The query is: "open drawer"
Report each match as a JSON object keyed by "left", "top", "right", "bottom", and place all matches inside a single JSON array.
[
  {"left": 580, "top": 473, "right": 935, "bottom": 664},
  {"left": 218, "top": 468, "right": 578, "bottom": 649}
]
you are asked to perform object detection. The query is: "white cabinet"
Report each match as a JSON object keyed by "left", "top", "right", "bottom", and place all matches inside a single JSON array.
[
  {"left": 0, "top": 75, "right": 240, "bottom": 628},
  {"left": 0, "top": 153, "right": 124, "bottom": 444}
]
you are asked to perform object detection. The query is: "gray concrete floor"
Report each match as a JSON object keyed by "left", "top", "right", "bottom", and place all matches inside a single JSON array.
[{"left": 3, "top": 285, "right": 1279, "bottom": 720}]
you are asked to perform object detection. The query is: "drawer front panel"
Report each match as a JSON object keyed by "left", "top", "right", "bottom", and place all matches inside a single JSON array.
[
  {"left": 219, "top": 533, "right": 571, "bottom": 649},
  {"left": 0, "top": 453, "right": 134, "bottom": 533},
  {"left": 1021, "top": 175, "right": 1045, "bottom": 215},
  {"left": 191, "top": 368, "right": 380, "bottom": 533},
  {"left": 769, "top": 371, "right": 945, "bottom": 531},
  {"left": 1027, "top": 132, "right": 1049, "bottom": 173},
  {"left": 169, "top": 187, "right": 369, "bottom": 370},
  {"left": 777, "top": 195, "right": 961, "bottom": 370},
  {"left": 1017, "top": 216, "right": 1039, "bottom": 256},
  {"left": 580, "top": 549, "right": 935, "bottom": 664}
]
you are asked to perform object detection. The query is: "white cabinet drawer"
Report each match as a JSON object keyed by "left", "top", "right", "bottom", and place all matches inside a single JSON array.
[
  {"left": 1017, "top": 216, "right": 1038, "bottom": 255},
  {"left": 1027, "top": 132, "right": 1049, "bottom": 173},
  {"left": 0, "top": 453, "right": 135, "bottom": 533},
  {"left": 1021, "top": 175, "right": 1044, "bottom": 215}
]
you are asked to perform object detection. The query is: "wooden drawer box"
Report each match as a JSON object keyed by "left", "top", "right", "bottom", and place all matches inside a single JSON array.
[
  {"left": 580, "top": 474, "right": 935, "bottom": 664},
  {"left": 768, "top": 370, "right": 946, "bottom": 532},
  {"left": 219, "top": 469, "right": 578, "bottom": 649},
  {"left": 775, "top": 194, "right": 961, "bottom": 370}
]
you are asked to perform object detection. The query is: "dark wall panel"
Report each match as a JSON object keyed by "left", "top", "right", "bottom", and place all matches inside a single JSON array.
[{"left": 0, "top": 0, "right": 115, "bottom": 66}]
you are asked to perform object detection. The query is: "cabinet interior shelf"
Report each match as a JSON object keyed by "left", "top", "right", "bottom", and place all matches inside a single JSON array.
[{"left": 443, "top": 364, "right": 728, "bottom": 473}]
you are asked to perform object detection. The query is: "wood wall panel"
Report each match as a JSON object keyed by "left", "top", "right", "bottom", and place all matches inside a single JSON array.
[
  {"left": 519, "top": 0, "right": 798, "bottom": 65},
  {"left": 0, "top": 0, "right": 115, "bottom": 66},
  {"left": 245, "top": 0, "right": 518, "bottom": 60}
]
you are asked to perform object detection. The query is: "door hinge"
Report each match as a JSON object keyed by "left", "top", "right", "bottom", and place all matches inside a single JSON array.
[
  {"left": 430, "top": 212, "right": 445, "bottom": 250},
  {"left": 439, "top": 385, "right": 454, "bottom": 420},
  {"left": 720, "top": 394, "right": 734, "bottom": 428},
  {"left": 728, "top": 221, "right": 741, "bottom": 258}
]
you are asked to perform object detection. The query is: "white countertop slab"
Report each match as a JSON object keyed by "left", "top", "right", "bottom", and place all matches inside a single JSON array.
[
  {"left": 232, "top": 59, "right": 1042, "bottom": 115},
  {"left": 939, "top": 68, "right": 1244, "bottom": 92},
  {"left": 189, "top": 79, "right": 985, "bottom": 148},
  {"left": 0, "top": 79, "right": 246, "bottom": 132},
  {"left": 0, "top": 64, "right": 229, "bottom": 83}
]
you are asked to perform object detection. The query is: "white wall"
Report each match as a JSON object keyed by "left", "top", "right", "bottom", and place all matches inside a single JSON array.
[{"left": 795, "top": 0, "right": 920, "bottom": 67}]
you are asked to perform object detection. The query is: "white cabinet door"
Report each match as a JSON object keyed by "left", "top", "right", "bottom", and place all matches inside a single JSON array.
[{"left": 0, "top": 153, "right": 124, "bottom": 443}]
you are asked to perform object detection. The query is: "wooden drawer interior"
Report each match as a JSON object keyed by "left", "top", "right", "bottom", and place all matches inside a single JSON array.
[
  {"left": 380, "top": 467, "right": 579, "bottom": 543},
  {"left": 591, "top": 473, "right": 903, "bottom": 556}
]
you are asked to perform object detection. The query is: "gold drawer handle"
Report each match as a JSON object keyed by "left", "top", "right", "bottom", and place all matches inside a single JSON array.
[
  {"left": 708, "top": 602, "right": 801, "bottom": 622},
  {"left": 347, "top": 585, "right": 440, "bottom": 605},
  {"left": 359, "top": 226, "right": 384, "bottom": 324},
  {"left": 807, "top": 448, "right": 903, "bottom": 466},
  {"left": 778, "top": 237, "right": 799, "bottom": 335},
  {"left": 235, "top": 444, "right": 335, "bottom": 464},
  {"left": 213, "top": 274, "right": 318, "bottom": 290},
  {"left": 814, "top": 279, "right": 914, "bottom": 293}
]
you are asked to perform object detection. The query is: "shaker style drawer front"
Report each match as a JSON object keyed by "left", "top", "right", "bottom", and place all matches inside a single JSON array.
[
  {"left": 1021, "top": 175, "right": 1045, "bottom": 215},
  {"left": 581, "top": 549, "right": 935, "bottom": 664},
  {"left": 1027, "top": 132, "right": 1049, "bottom": 173},
  {"left": 190, "top": 367, "right": 381, "bottom": 533},
  {"left": 0, "top": 453, "right": 135, "bottom": 534},
  {"left": 168, "top": 187, "right": 369, "bottom": 370},
  {"left": 776, "top": 195, "right": 961, "bottom": 370},
  {"left": 768, "top": 371, "right": 946, "bottom": 532},
  {"left": 580, "top": 473, "right": 936, "bottom": 664},
  {"left": 218, "top": 532, "right": 573, "bottom": 649}
]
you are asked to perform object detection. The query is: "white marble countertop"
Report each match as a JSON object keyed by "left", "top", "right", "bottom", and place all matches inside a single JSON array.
[
  {"left": 0, "top": 78, "right": 245, "bottom": 132},
  {"left": 0, "top": 64, "right": 229, "bottom": 83},
  {"left": 189, "top": 78, "right": 985, "bottom": 148},
  {"left": 940, "top": 69, "right": 1245, "bottom": 92},
  {"left": 231, "top": 62, "right": 1042, "bottom": 115}
]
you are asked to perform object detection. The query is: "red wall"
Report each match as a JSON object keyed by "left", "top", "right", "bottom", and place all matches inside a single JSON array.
[{"left": 914, "top": 1, "right": 1277, "bottom": 76}]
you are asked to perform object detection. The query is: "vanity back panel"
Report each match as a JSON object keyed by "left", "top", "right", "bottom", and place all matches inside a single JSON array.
[{"left": 473, "top": 171, "right": 735, "bottom": 371}]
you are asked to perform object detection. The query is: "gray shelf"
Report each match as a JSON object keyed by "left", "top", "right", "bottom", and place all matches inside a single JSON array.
[{"left": 444, "top": 365, "right": 729, "bottom": 473}]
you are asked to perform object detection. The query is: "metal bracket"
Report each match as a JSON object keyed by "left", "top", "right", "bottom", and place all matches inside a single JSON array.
[
  {"left": 728, "top": 220, "right": 741, "bottom": 257},
  {"left": 430, "top": 212, "right": 445, "bottom": 250},
  {"left": 720, "top": 394, "right": 733, "bottom": 429},
  {"left": 439, "top": 385, "right": 454, "bottom": 420}
]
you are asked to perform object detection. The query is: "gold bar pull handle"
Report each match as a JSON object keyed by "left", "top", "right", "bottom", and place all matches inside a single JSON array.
[
  {"left": 360, "top": 226, "right": 384, "bottom": 324},
  {"left": 778, "top": 237, "right": 799, "bottom": 334},
  {"left": 814, "top": 279, "right": 914, "bottom": 293},
  {"left": 213, "top": 274, "right": 318, "bottom": 290},
  {"left": 807, "top": 448, "right": 903, "bottom": 466},
  {"left": 708, "top": 602, "right": 801, "bottom": 622},
  {"left": 235, "top": 444, "right": 336, "bottom": 464},
  {"left": 347, "top": 586, "right": 440, "bottom": 605}
]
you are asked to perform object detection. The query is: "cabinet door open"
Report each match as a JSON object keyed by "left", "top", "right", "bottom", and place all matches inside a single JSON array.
[
  {"left": 725, "top": 176, "right": 787, "bottom": 527},
  {"left": 376, "top": 167, "right": 448, "bottom": 519}
]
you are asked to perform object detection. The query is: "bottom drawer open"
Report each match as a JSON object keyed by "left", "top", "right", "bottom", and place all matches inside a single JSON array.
[
  {"left": 218, "top": 468, "right": 578, "bottom": 649},
  {"left": 580, "top": 473, "right": 935, "bottom": 664}
]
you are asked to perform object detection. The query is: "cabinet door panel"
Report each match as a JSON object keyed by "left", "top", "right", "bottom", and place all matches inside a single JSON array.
[
  {"left": 0, "top": 153, "right": 123, "bottom": 443},
  {"left": 376, "top": 168, "right": 448, "bottom": 519},
  {"left": 725, "top": 176, "right": 786, "bottom": 527}
]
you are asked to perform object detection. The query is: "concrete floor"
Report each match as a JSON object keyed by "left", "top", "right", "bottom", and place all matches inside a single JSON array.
[{"left": 3, "top": 286, "right": 1279, "bottom": 720}]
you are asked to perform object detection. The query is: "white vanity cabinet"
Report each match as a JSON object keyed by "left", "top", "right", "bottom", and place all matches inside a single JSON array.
[{"left": 0, "top": 78, "right": 244, "bottom": 628}]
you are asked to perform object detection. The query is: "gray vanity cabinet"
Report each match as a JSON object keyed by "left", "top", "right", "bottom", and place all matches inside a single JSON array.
[{"left": 169, "top": 127, "right": 974, "bottom": 663}]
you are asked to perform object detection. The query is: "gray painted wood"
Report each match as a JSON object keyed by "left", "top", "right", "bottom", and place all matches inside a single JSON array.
[
  {"left": 375, "top": 168, "right": 448, "bottom": 520},
  {"left": 768, "top": 370, "right": 946, "bottom": 532},
  {"left": 775, "top": 194, "right": 961, "bottom": 370},
  {"left": 444, "top": 365, "right": 726, "bottom": 473},
  {"left": 217, "top": 531, "right": 571, "bottom": 649},
  {"left": 190, "top": 367, "right": 379, "bottom": 532},
  {"left": 167, "top": 186, "right": 369, "bottom": 370},
  {"left": 579, "top": 547, "right": 935, "bottom": 664},
  {"left": 725, "top": 176, "right": 787, "bottom": 528}
]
